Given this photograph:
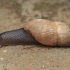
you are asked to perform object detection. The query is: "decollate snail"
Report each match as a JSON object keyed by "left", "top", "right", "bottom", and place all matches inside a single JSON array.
[{"left": 0, "top": 19, "right": 70, "bottom": 47}]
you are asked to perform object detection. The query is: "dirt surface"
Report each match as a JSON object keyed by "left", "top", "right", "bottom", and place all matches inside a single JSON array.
[{"left": 0, "top": 0, "right": 70, "bottom": 70}]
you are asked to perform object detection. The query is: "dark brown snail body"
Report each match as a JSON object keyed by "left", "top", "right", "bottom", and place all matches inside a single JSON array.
[{"left": 0, "top": 19, "right": 70, "bottom": 47}]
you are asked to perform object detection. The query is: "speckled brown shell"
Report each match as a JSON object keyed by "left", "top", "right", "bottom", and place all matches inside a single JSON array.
[{"left": 24, "top": 19, "right": 70, "bottom": 46}]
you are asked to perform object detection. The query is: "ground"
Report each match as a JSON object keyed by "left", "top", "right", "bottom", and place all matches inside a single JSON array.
[{"left": 0, "top": 0, "right": 70, "bottom": 70}]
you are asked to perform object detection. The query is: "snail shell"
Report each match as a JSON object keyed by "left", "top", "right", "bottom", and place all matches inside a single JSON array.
[{"left": 24, "top": 19, "right": 70, "bottom": 46}]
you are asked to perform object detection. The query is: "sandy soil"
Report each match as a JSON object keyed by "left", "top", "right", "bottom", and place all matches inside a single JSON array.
[{"left": 0, "top": 0, "right": 70, "bottom": 70}]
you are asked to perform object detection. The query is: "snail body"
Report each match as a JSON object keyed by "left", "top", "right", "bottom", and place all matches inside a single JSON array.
[
  {"left": 0, "top": 19, "right": 70, "bottom": 47},
  {"left": 0, "top": 28, "right": 40, "bottom": 46}
]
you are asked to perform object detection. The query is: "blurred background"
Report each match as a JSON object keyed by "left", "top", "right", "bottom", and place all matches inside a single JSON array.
[
  {"left": 0, "top": 0, "right": 70, "bottom": 32},
  {"left": 0, "top": 0, "right": 70, "bottom": 70}
]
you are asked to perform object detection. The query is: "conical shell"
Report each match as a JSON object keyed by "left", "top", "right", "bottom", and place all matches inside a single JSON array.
[{"left": 24, "top": 19, "right": 70, "bottom": 46}]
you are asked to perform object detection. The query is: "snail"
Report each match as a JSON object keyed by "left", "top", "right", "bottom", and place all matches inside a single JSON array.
[{"left": 0, "top": 19, "right": 70, "bottom": 47}]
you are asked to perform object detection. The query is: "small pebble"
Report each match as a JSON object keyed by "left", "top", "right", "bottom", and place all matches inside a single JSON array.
[
  {"left": 2, "top": 49, "right": 7, "bottom": 52},
  {"left": 0, "top": 58, "right": 4, "bottom": 60},
  {"left": 43, "top": 65, "right": 45, "bottom": 68}
]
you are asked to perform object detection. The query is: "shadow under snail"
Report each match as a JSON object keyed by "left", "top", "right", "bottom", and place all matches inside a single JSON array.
[{"left": 0, "top": 19, "right": 70, "bottom": 47}]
